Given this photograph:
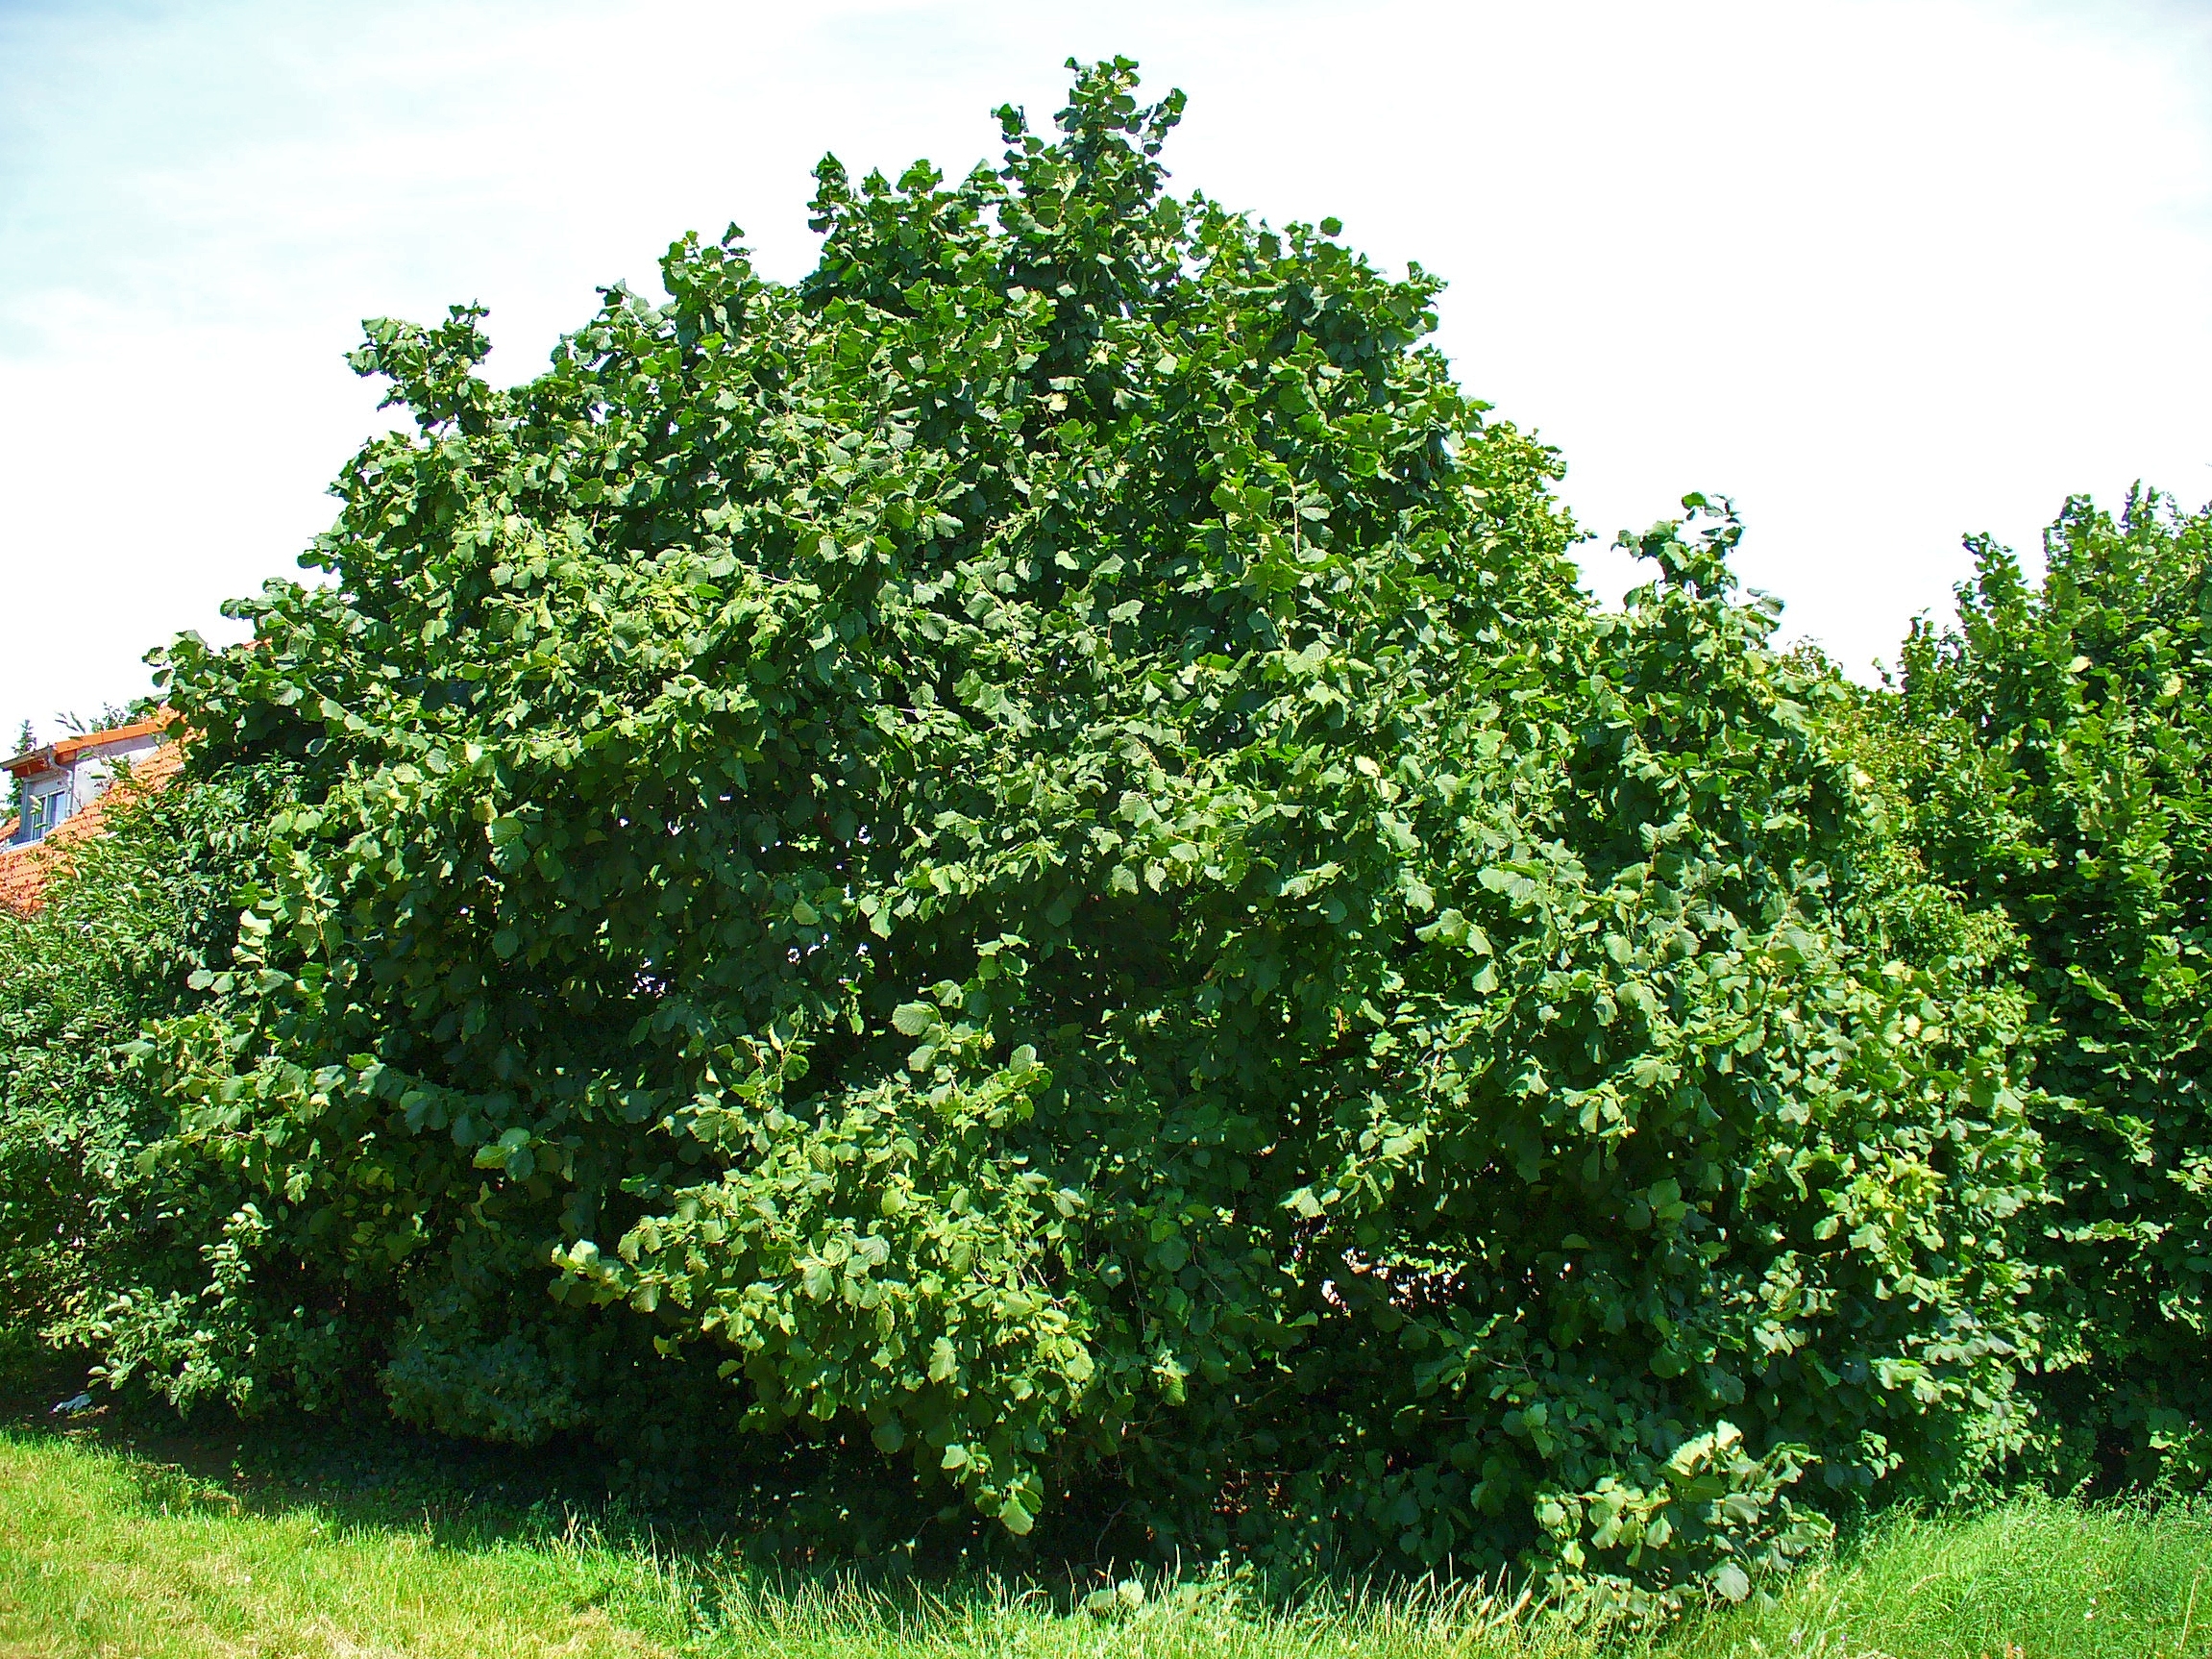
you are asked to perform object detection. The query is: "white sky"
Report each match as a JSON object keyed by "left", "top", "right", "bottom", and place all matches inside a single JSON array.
[{"left": 4, "top": 0, "right": 2210, "bottom": 742}]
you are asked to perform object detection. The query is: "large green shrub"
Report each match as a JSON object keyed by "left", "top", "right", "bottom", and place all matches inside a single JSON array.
[
  {"left": 1896, "top": 489, "right": 2212, "bottom": 1486},
  {"left": 81, "top": 61, "right": 2044, "bottom": 1595}
]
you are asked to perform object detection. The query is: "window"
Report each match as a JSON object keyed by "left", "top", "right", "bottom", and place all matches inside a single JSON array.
[{"left": 24, "top": 785, "right": 68, "bottom": 841}]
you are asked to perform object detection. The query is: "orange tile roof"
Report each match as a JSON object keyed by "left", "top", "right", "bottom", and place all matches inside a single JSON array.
[
  {"left": 4, "top": 711, "right": 175, "bottom": 778},
  {"left": 0, "top": 740, "right": 186, "bottom": 919},
  {"left": 54, "top": 714, "right": 171, "bottom": 763}
]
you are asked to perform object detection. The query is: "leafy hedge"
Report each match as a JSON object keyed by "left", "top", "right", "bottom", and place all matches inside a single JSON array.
[
  {"left": 2, "top": 57, "right": 2189, "bottom": 1604},
  {"left": 1894, "top": 490, "right": 2212, "bottom": 1488},
  {"left": 0, "top": 759, "right": 296, "bottom": 1393}
]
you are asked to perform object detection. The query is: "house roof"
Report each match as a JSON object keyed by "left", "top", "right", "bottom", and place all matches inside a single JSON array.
[
  {"left": 3, "top": 712, "right": 172, "bottom": 779},
  {"left": 0, "top": 739, "right": 185, "bottom": 919}
]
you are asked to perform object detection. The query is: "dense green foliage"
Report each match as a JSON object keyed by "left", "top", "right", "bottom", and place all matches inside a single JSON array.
[
  {"left": 86, "top": 60, "right": 2035, "bottom": 1596},
  {"left": 1894, "top": 490, "right": 2212, "bottom": 1487},
  {"left": 0, "top": 760, "right": 292, "bottom": 1383},
  {"left": 5, "top": 56, "right": 2203, "bottom": 1609}
]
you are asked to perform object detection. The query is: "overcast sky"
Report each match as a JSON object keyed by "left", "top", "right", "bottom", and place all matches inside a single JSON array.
[{"left": 4, "top": 0, "right": 2210, "bottom": 741}]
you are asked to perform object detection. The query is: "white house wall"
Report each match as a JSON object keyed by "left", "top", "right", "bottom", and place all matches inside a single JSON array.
[{"left": 10, "top": 731, "right": 161, "bottom": 841}]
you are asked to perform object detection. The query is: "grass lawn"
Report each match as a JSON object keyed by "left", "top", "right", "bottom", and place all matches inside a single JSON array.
[{"left": 1, "top": 1427, "right": 2209, "bottom": 1659}]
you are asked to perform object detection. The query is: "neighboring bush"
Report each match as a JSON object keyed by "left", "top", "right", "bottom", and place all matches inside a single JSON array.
[
  {"left": 0, "top": 759, "right": 298, "bottom": 1396},
  {"left": 6, "top": 60, "right": 2045, "bottom": 1600},
  {"left": 1895, "top": 489, "right": 2212, "bottom": 1488}
]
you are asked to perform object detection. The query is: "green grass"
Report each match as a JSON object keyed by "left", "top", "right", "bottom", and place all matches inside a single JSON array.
[{"left": 0, "top": 1427, "right": 2209, "bottom": 1657}]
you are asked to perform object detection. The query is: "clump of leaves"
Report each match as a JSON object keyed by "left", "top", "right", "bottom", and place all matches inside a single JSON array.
[
  {"left": 132, "top": 59, "right": 2039, "bottom": 1595},
  {"left": 1896, "top": 488, "right": 2212, "bottom": 1489}
]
